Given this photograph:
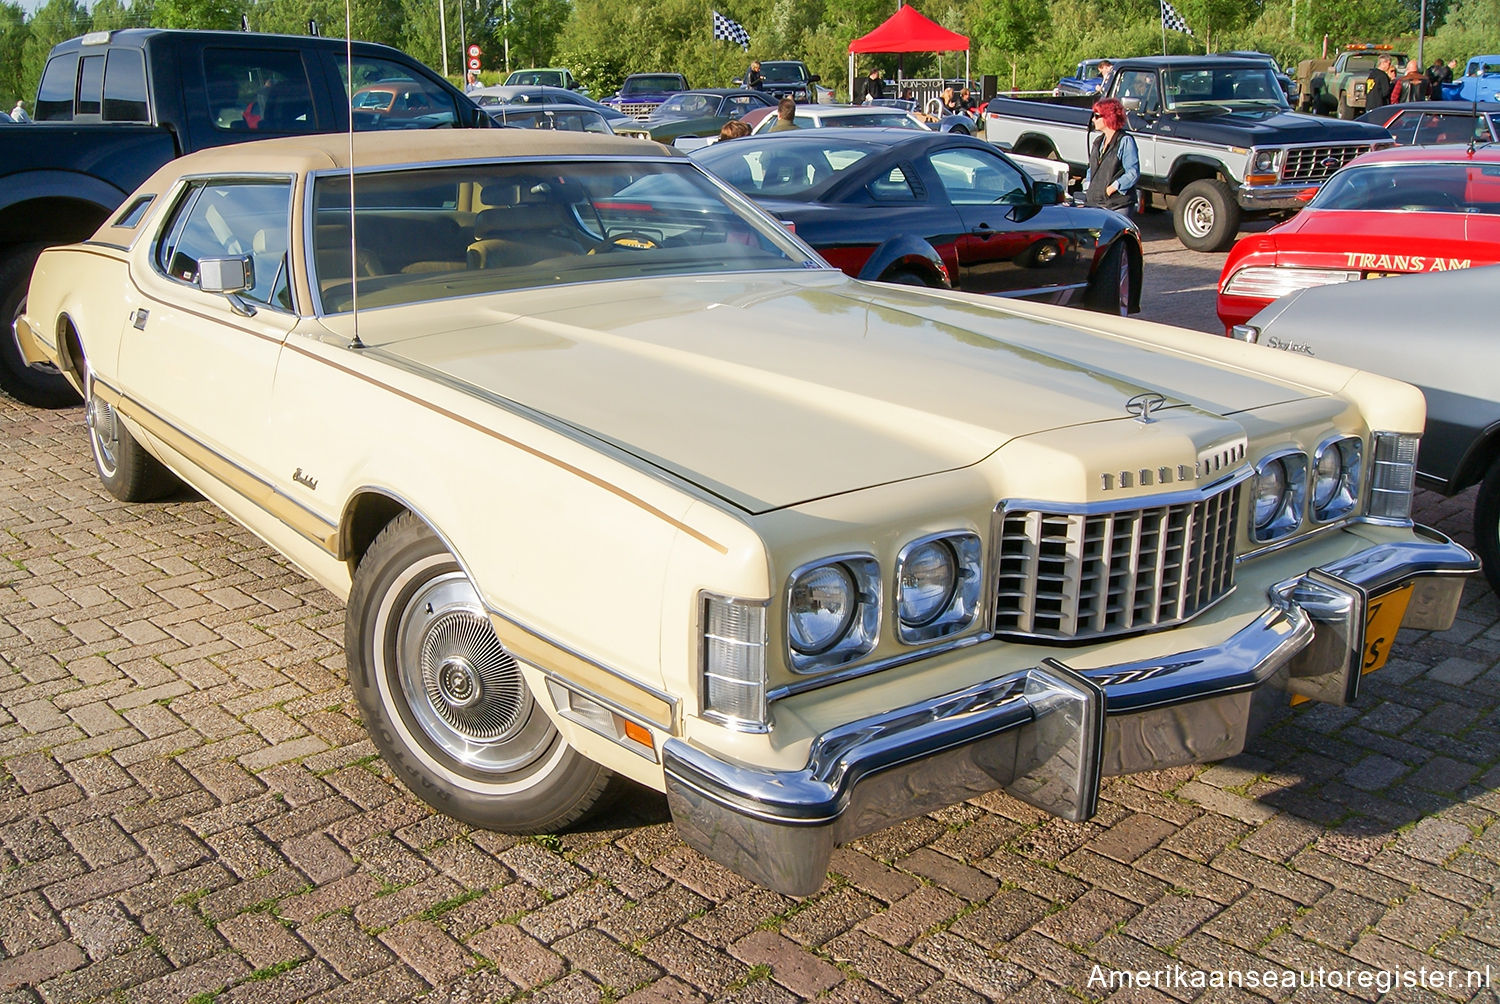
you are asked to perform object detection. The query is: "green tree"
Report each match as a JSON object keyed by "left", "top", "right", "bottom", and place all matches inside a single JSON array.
[
  {"left": 22, "top": 0, "right": 88, "bottom": 105},
  {"left": 0, "top": 2, "right": 30, "bottom": 110},
  {"left": 153, "top": 0, "right": 247, "bottom": 29},
  {"left": 248, "top": 0, "right": 405, "bottom": 49},
  {"left": 89, "top": 0, "right": 153, "bottom": 29},
  {"left": 501, "top": 0, "right": 570, "bottom": 72}
]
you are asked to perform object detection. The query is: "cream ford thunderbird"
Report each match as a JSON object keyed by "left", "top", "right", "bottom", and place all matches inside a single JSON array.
[{"left": 18, "top": 132, "right": 1476, "bottom": 896}]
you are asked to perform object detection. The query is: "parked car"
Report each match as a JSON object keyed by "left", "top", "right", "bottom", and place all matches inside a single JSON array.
[
  {"left": 351, "top": 79, "right": 457, "bottom": 128},
  {"left": 600, "top": 73, "right": 690, "bottom": 120},
  {"left": 734, "top": 103, "right": 1069, "bottom": 186},
  {"left": 18, "top": 130, "right": 1475, "bottom": 897},
  {"left": 984, "top": 56, "right": 1394, "bottom": 252},
  {"left": 1358, "top": 100, "right": 1500, "bottom": 145},
  {"left": 1229, "top": 266, "right": 1500, "bottom": 592},
  {"left": 503, "top": 67, "right": 587, "bottom": 94},
  {"left": 484, "top": 104, "right": 614, "bottom": 133},
  {"left": 644, "top": 88, "right": 774, "bottom": 143},
  {"left": 1451, "top": 55, "right": 1500, "bottom": 102},
  {"left": 468, "top": 84, "right": 648, "bottom": 137},
  {"left": 693, "top": 128, "right": 1141, "bottom": 311},
  {"left": 737, "top": 60, "right": 825, "bottom": 103},
  {"left": 1216, "top": 145, "right": 1500, "bottom": 332},
  {"left": 1055, "top": 59, "right": 1111, "bottom": 97}
]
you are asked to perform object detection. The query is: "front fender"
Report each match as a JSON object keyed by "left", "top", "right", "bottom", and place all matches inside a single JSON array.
[{"left": 855, "top": 235, "right": 950, "bottom": 287}]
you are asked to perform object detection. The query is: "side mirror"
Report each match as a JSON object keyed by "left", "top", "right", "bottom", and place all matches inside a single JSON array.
[
  {"left": 1033, "top": 181, "right": 1066, "bottom": 205},
  {"left": 199, "top": 255, "right": 253, "bottom": 293},
  {"left": 1120, "top": 97, "right": 1141, "bottom": 111},
  {"left": 809, "top": 73, "right": 822, "bottom": 83},
  {"left": 198, "top": 255, "right": 258, "bottom": 316}
]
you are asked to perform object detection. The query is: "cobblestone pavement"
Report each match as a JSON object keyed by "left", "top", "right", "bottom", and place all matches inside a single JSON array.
[{"left": 2, "top": 219, "right": 1498, "bottom": 1004}]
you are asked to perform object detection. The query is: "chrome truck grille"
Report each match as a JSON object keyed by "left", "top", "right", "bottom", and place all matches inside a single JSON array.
[
  {"left": 994, "top": 482, "right": 1240, "bottom": 640},
  {"left": 619, "top": 101, "right": 663, "bottom": 120},
  {"left": 1281, "top": 144, "right": 1383, "bottom": 183}
]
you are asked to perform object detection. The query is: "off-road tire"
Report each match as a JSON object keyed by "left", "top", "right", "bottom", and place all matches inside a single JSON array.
[
  {"left": 1173, "top": 179, "right": 1241, "bottom": 253},
  {"left": 0, "top": 245, "right": 80, "bottom": 408}
]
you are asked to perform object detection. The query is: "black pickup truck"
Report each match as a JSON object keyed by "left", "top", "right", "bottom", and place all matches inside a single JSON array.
[
  {"left": 983, "top": 56, "right": 1394, "bottom": 252},
  {"left": 0, "top": 28, "right": 486, "bottom": 407}
]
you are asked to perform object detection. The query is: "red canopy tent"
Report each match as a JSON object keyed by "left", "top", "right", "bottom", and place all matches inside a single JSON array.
[{"left": 847, "top": 6, "right": 970, "bottom": 102}]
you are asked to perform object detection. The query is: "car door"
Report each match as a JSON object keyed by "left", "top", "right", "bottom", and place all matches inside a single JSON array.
[
  {"left": 1114, "top": 68, "right": 1161, "bottom": 182},
  {"left": 921, "top": 146, "right": 1092, "bottom": 295},
  {"left": 117, "top": 177, "right": 297, "bottom": 493}
]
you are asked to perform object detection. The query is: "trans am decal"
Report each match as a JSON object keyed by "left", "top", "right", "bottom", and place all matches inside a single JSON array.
[{"left": 1344, "top": 253, "right": 1472, "bottom": 271}]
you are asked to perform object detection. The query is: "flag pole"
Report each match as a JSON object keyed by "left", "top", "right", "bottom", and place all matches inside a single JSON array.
[{"left": 1160, "top": 0, "right": 1167, "bottom": 55}]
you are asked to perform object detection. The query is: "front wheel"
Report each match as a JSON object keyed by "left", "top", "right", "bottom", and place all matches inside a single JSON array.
[
  {"left": 346, "top": 513, "right": 617, "bottom": 832},
  {"left": 1173, "top": 179, "right": 1241, "bottom": 253},
  {"left": 1475, "top": 457, "right": 1500, "bottom": 594},
  {"left": 1337, "top": 93, "right": 1355, "bottom": 119},
  {"left": 1083, "top": 241, "right": 1133, "bottom": 315},
  {"left": 0, "top": 245, "right": 80, "bottom": 408}
]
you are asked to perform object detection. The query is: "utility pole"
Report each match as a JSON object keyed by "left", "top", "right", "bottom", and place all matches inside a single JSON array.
[{"left": 438, "top": 0, "right": 449, "bottom": 76}]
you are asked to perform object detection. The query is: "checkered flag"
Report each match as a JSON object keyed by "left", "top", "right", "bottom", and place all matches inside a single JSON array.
[
  {"left": 712, "top": 10, "right": 751, "bottom": 50},
  {"left": 1161, "top": 0, "right": 1195, "bottom": 35}
]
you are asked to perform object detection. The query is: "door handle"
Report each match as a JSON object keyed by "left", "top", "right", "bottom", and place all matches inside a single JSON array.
[{"left": 130, "top": 308, "right": 149, "bottom": 330}]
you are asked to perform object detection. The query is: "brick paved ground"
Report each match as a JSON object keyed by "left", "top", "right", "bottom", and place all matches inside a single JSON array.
[{"left": 2, "top": 220, "right": 1497, "bottom": 1003}]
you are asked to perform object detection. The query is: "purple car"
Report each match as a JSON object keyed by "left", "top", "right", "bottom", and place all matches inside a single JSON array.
[{"left": 600, "top": 72, "right": 690, "bottom": 120}]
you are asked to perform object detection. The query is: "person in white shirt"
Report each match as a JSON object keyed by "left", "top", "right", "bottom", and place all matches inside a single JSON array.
[{"left": 11, "top": 100, "right": 29, "bottom": 122}]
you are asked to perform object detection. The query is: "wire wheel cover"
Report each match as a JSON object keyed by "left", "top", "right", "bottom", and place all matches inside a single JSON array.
[
  {"left": 87, "top": 389, "right": 120, "bottom": 474},
  {"left": 395, "top": 570, "right": 541, "bottom": 773}
]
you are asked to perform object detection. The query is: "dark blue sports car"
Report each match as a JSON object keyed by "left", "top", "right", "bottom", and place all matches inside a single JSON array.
[{"left": 693, "top": 129, "right": 1142, "bottom": 313}]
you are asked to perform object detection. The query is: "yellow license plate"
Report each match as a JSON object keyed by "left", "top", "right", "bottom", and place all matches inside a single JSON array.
[
  {"left": 1290, "top": 581, "right": 1415, "bottom": 705},
  {"left": 1362, "top": 581, "right": 1414, "bottom": 675}
]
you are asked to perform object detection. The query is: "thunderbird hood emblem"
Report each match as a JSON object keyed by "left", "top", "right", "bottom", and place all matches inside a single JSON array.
[{"left": 1126, "top": 392, "right": 1167, "bottom": 424}]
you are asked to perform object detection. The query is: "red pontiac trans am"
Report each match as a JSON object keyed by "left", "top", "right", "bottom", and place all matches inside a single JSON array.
[{"left": 1216, "top": 145, "right": 1500, "bottom": 334}]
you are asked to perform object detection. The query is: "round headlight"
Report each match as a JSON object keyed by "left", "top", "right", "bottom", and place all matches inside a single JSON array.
[
  {"left": 1313, "top": 446, "right": 1344, "bottom": 509},
  {"left": 898, "top": 540, "right": 957, "bottom": 626},
  {"left": 788, "top": 564, "right": 857, "bottom": 654},
  {"left": 1252, "top": 459, "right": 1287, "bottom": 529},
  {"left": 1253, "top": 151, "right": 1277, "bottom": 173}
]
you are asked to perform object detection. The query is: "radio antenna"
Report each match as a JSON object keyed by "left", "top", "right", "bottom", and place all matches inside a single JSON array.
[{"left": 345, "top": 0, "right": 365, "bottom": 349}]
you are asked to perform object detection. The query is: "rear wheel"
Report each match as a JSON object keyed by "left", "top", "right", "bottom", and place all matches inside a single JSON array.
[
  {"left": 881, "top": 266, "right": 943, "bottom": 288},
  {"left": 347, "top": 513, "right": 617, "bottom": 832},
  {"left": 0, "top": 245, "right": 80, "bottom": 408},
  {"left": 1173, "top": 179, "right": 1240, "bottom": 253},
  {"left": 86, "top": 374, "right": 179, "bottom": 502},
  {"left": 1476, "top": 457, "right": 1500, "bottom": 594}
]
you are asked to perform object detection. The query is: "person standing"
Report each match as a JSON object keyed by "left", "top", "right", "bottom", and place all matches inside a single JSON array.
[
  {"left": 464, "top": 72, "right": 479, "bottom": 94},
  {"left": 10, "top": 99, "right": 28, "bottom": 122},
  {"left": 768, "top": 96, "right": 799, "bottom": 131},
  {"left": 857, "top": 68, "right": 885, "bottom": 104},
  {"left": 1083, "top": 97, "right": 1139, "bottom": 217},
  {"left": 1096, "top": 60, "right": 1114, "bottom": 93},
  {"left": 1397, "top": 60, "right": 1429, "bottom": 103},
  {"left": 746, "top": 60, "right": 765, "bottom": 91},
  {"left": 1364, "top": 56, "right": 1395, "bottom": 113},
  {"left": 957, "top": 86, "right": 977, "bottom": 115}
]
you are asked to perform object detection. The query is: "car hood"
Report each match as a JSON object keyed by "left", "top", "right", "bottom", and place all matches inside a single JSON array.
[
  {"left": 333, "top": 274, "right": 1325, "bottom": 513},
  {"left": 1163, "top": 107, "right": 1389, "bottom": 145}
]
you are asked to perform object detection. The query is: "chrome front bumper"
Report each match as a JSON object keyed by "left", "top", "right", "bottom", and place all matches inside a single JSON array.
[
  {"left": 1237, "top": 181, "right": 1322, "bottom": 210},
  {"left": 663, "top": 527, "right": 1474, "bottom": 896}
]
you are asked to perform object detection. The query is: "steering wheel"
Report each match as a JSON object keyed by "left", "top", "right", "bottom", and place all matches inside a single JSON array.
[{"left": 602, "top": 232, "right": 659, "bottom": 250}]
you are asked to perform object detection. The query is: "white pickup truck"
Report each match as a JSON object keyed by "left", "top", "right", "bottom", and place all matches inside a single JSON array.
[{"left": 983, "top": 55, "right": 1394, "bottom": 251}]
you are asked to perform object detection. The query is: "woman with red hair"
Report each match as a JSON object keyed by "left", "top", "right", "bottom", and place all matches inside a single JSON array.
[{"left": 1083, "top": 97, "right": 1139, "bottom": 216}]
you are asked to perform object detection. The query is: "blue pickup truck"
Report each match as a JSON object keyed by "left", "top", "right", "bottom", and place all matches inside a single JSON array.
[
  {"left": 1055, "top": 59, "right": 1111, "bottom": 97},
  {"left": 984, "top": 55, "right": 1393, "bottom": 252}
]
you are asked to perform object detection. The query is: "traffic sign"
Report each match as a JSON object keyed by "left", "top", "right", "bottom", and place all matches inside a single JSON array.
[
  {"left": 467, "top": 44, "right": 481, "bottom": 57},
  {"left": 468, "top": 57, "right": 481, "bottom": 70}
]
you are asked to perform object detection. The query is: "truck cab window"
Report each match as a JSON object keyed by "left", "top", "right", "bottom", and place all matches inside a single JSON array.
[
  {"left": 344, "top": 57, "right": 458, "bottom": 130},
  {"left": 204, "top": 49, "right": 317, "bottom": 132},
  {"left": 36, "top": 53, "right": 78, "bottom": 121},
  {"left": 77, "top": 54, "right": 104, "bottom": 117},
  {"left": 104, "top": 49, "right": 149, "bottom": 122}
]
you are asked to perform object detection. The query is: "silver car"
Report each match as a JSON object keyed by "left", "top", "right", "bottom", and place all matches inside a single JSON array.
[{"left": 1231, "top": 265, "right": 1500, "bottom": 593}]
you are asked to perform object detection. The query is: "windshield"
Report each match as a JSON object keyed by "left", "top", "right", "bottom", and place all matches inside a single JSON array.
[
  {"left": 507, "top": 70, "right": 565, "bottom": 87},
  {"left": 1311, "top": 161, "right": 1500, "bottom": 212},
  {"left": 310, "top": 160, "right": 816, "bottom": 312},
  {"left": 622, "top": 76, "right": 684, "bottom": 95},
  {"left": 489, "top": 109, "right": 612, "bottom": 133},
  {"left": 805, "top": 111, "right": 923, "bottom": 130},
  {"left": 655, "top": 93, "right": 718, "bottom": 118},
  {"left": 695, "top": 140, "right": 873, "bottom": 197},
  {"left": 1163, "top": 66, "right": 1288, "bottom": 108},
  {"left": 762, "top": 63, "right": 808, "bottom": 83}
]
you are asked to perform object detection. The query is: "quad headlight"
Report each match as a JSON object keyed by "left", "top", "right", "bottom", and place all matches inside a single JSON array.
[
  {"left": 1251, "top": 451, "right": 1308, "bottom": 542},
  {"left": 896, "top": 533, "right": 982, "bottom": 643},
  {"left": 1312, "top": 436, "right": 1362, "bottom": 522},
  {"left": 785, "top": 555, "right": 880, "bottom": 670}
]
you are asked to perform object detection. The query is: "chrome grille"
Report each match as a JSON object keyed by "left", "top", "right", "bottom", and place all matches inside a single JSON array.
[
  {"left": 1281, "top": 144, "right": 1382, "bottom": 183},
  {"left": 994, "top": 484, "right": 1240, "bottom": 640},
  {"left": 619, "top": 101, "right": 663, "bottom": 120}
]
